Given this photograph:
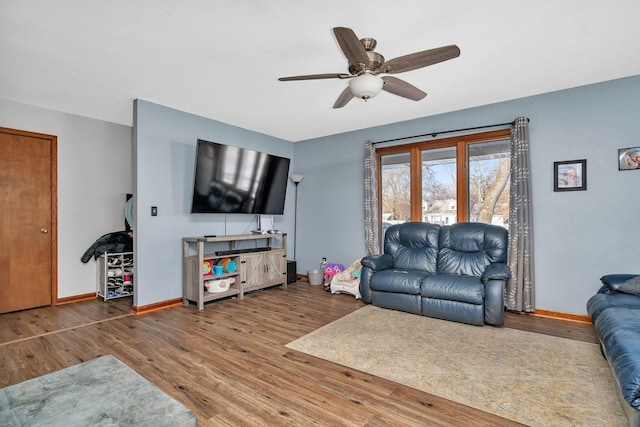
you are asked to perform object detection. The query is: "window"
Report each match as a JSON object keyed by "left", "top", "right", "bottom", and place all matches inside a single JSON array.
[
  {"left": 421, "top": 145, "right": 457, "bottom": 224},
  {"left": 467, "top": 138, "right": 511, "bottom": 226},
  {"left": 378, "top": 129, "right": 511, "bottom": 235},
  {"left": 379, "top": 152, "right": 411, "bottom": 227}
]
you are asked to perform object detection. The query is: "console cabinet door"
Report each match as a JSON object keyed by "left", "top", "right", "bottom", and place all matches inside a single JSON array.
[
  {"left": 242, "top": 250, "right": 286, "bottom": 291},
  {"left": 264, "top": 250, "right": 286, "bottom": 284},
  {"left": 242, "top": 253, "right": 265, "bottom": 291}
]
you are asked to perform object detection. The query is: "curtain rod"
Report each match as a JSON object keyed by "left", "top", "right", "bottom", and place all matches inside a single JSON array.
[{"left": 372, "top": 119, "right": 527, "bottom": 145}]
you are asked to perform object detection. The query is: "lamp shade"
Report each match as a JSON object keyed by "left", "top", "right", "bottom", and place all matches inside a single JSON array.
[
  {"left": 290, "top": 174, "right": 304, "bottom": 184},
  {"left": 349, "top": 74, "right": 384, "bottom": 100}
]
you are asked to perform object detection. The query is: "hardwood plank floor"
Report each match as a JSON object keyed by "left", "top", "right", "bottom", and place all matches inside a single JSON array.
[
  {"left": 0, "top": 296, "right": 133, "bottom": 345},
  {"left": 0, "top": 282, "right": 597, "bottom": 426}
]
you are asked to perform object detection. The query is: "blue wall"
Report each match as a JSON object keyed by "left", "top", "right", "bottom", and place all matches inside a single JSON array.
[
  {"left": 133, "top": 76, "right": 640, "bottom": 315},
  {"left": 293, "top": 75, "right": 640, "bottom": 315},
  {"left": 133, "top": 100, "right": 295, "bottom": 307}
]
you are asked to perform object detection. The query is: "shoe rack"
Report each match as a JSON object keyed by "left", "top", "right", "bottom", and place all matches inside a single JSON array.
[{"left": 96, "top": 252, "right": 134, "bottom": 301}]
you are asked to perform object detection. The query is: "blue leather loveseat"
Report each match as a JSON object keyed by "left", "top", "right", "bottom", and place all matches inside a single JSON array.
[
  {"left": 587, "top": 274, "right": 640, "bottom": 426},
  {"left": 360, "top": 222, "right": 510, "bottom": 326}
]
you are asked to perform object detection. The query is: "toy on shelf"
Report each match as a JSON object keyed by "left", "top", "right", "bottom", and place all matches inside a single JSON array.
[
  {"left": 219, "top": 257, "right": 231, "bottom": 271},
  {"left": 203, "top": 260, "right": 213, "bottom": 276},
  {"left": 205, "top": 277, "right": 236, "bottom": 293},
  {"left": 225, "top": 260, "right": 237, "bottom": 273}
]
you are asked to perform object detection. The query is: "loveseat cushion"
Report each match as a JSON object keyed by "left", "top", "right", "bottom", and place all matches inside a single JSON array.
[
  {"left": 587, "top": 292, "right": 640, "bottom": 322},
  {"left": 421, "top": 298, "right": 484, "bottom": 326},
  {"left": 599, "top": 327, "right": 640, "bottom": 410},
  {"left": 372, "top": 291, "right": 422, "bottom": 315},
  {"left": 384, "top": 222, "right": 440, "bottom": 273},
  {"left": 420, "top": 274, "right": 484, "bottom": 305},
  {"left": 437, "top": 222, "right": 508, "bottom": 277},
  {"left": 594, "top": 308, "right": 640, "bottom": 351},
  {"left": 370, "top": 269, "right": 429, "bottom": 295}
]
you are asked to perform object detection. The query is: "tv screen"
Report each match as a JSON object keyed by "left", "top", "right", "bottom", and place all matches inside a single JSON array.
[{"left": 191, "top": 139, "right": 290, "bottom": 214}]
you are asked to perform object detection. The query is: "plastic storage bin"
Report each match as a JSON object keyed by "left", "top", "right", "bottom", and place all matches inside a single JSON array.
[{"left": 308, "top": 269, "right": 323, "bottom": 286}]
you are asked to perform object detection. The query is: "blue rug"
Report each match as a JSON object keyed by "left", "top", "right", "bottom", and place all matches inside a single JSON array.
[{"left": 0, "top": 355, "right": 196, "bottom": 426}]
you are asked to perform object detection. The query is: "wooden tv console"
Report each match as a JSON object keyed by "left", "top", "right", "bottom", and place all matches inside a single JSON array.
[{"left": 182, "top": 233, "right": 287, "bottom": 310}]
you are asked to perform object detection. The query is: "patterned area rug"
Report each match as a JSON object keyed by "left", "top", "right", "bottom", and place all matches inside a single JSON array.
[{"left": 286, "top": 305, "right": 626, "bottom": 427}]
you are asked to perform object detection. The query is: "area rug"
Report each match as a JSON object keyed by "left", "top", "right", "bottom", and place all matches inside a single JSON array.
[
  {"left": 0, "top": 355, "right": 196, "bottom": 426},
  {"left": 286, "top": 305, "right": 626, "bottom": 427}
]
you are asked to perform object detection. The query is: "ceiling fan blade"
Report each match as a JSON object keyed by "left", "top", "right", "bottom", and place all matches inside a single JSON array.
[
  {"left": 381, "top": 45, "right": 460, "bottom": 74},
  {"left": 382, "top": 76, "right": 427, "bottom": 101},
  {"left": 333, "top": 27, "right": 370, "bottom": 67},
  {"left": 333, "top": 87, "right": 354, "bottom": 109},
  {"left": 279, "top": 73, "right": 349, "bottom": 81}
]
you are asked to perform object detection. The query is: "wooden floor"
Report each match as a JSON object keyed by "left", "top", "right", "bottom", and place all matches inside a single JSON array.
[{"left": 0, "top": 282, "right": 597, "bottom": 426}]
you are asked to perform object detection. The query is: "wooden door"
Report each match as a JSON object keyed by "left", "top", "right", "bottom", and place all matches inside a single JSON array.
[{"left": 0, "top": 127, "right": 57, "bottom": 313}]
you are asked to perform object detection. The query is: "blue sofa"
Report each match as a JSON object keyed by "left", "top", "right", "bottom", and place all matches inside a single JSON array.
[
  {"left": 360, "top": 222, "right": 510, "bottom": 326},
  {"left": 587, "top": 274, "right": 640, "bottom": 427}
]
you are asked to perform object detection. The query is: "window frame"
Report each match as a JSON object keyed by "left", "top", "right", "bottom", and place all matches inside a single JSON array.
[{"left": 376, "top": 128, "right": 511, "bottom": 229}]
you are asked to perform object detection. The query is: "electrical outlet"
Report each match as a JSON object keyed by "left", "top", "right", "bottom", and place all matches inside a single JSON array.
[{"left": 151, "top": 206, "right": 158, "bottom": 216}]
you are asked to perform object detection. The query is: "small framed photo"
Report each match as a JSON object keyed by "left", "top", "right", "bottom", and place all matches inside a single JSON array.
[
  {"left": 618, "top": 147, "right": 640, "bottom": 171},
  {"left": 554, "top": 159, "right": 586, "bottom": 192}
]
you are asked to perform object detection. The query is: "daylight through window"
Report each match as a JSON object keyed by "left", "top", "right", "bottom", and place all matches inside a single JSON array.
[{"left": 377, "top": 129, "right": 511, "bottom": 240}]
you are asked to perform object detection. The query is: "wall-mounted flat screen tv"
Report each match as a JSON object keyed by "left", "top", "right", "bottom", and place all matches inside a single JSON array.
[{"left": 190, "top": 139, "right": 290, "bottom": 214}]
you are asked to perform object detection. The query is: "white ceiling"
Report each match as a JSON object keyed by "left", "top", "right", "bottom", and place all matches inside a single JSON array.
[{"left": 1, "top": 1, "right": 639, "bottom": 142}]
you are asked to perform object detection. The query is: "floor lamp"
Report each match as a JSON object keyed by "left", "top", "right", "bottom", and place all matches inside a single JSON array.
[{"left": 290, "top": 174, "right": 304, "bottom": 263}]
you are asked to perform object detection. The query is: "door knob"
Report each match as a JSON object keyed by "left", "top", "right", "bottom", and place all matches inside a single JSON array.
[{"left": 41, "top": 228, "right": 48, "bottom": 234}]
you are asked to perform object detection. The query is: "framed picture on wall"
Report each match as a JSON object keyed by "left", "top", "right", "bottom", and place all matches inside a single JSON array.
[
  {"left": 618, "top": 147, "right": 640, "bottom": 171},
  {"left": 554, "top": 159, "right": 586, "bottom": 192}
]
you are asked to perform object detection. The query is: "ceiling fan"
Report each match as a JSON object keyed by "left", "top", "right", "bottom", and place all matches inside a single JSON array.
[{"left": 278, "top": 27, "right": 460, "bottom": 108}]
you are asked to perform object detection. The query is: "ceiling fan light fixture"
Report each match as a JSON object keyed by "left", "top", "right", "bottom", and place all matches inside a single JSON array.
[
  {"left": 349, "top": 73, "right": 384, "bottom": 101},
  {"left": 279, "top": 27, "right": 460, "bottom": 108}
]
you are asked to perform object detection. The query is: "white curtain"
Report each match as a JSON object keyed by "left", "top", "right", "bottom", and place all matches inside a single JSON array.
[
  {"left": 363, "top": 141, "right": 379, "bottom": 255},
  {"left": 506, "top": 117, "right": 535, "bottom": 312}
]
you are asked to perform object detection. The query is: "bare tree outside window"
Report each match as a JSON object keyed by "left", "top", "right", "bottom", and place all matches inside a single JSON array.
[
  {"left": 380, "top": 153, "right": 410, "bottom": 233},
  {"left": 468, "top": 140, "right": 510, "bottom": 227},
  {"left": 421, "top": 146, "right": 457, "bottom": 225},
  {"left": 377, "top": 130, "right": 511, "bottom": 246}
]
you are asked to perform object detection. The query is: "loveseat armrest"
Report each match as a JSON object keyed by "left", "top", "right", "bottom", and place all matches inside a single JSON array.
[
  {"left": 361, "top": 254, "right": 394, "bottom": 272},
  {"left": 359, "top": 254, "right": 394, "bottom": 304},
  {"left": 600, "top": 274, "right": 640, "bottom": 292},
  {"left": 484, "top": 279, "right": 506, "bottom": 326},
  {"left": 481, "top": 263, "right": 511, "bottom": 284}
]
